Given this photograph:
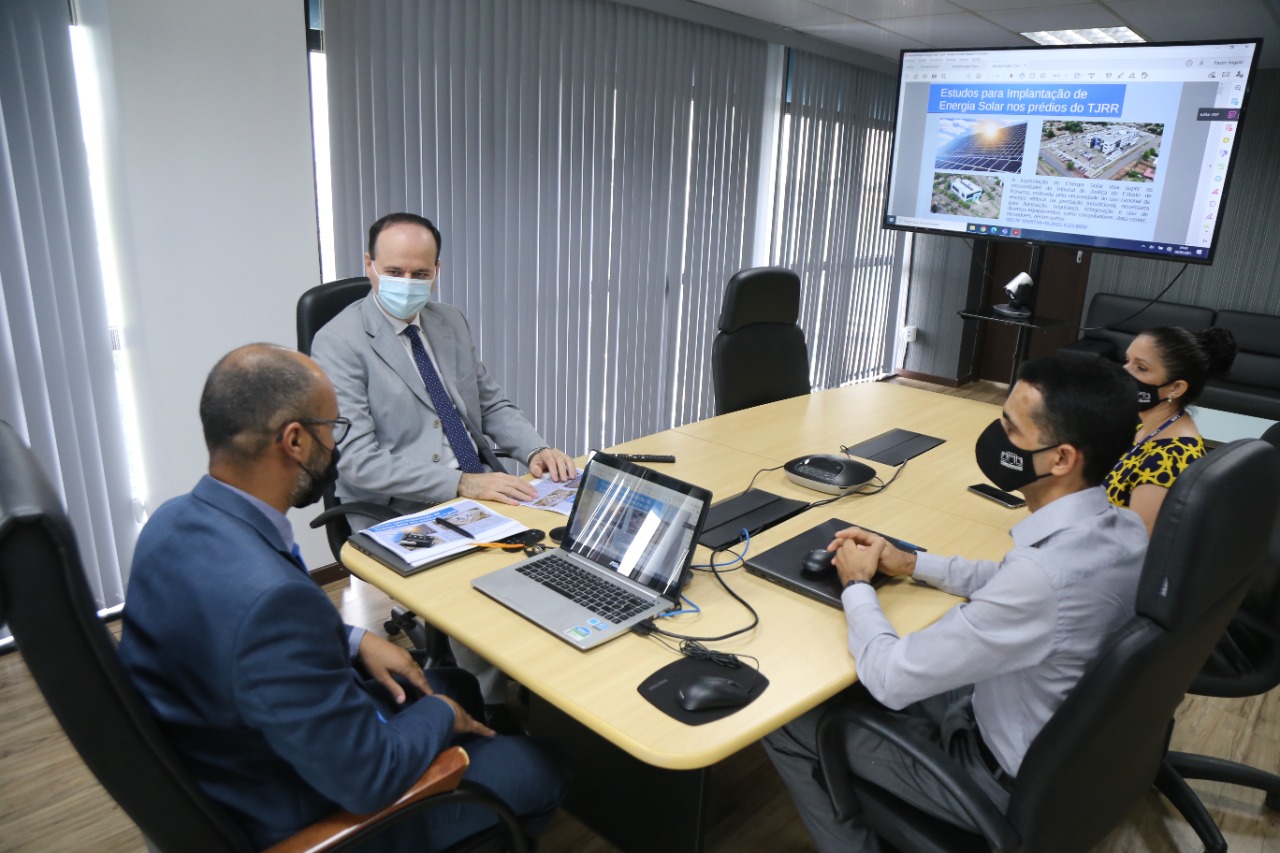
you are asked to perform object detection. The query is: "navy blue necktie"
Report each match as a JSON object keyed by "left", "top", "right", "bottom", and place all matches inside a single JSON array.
[
  {"left": 402, "top": 325, "right": 485, "bottom": 473},
  {"left": 289, "top": 543, "right": 308, "bottom": 573}
]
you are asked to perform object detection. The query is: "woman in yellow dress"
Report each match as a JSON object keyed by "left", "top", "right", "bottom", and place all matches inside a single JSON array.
[{"left": 1105, "top": 325, "right": 1237, "bottom": 534}]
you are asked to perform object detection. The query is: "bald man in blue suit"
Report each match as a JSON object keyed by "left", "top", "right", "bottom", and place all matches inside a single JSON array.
[{"left": 119, "top": 344, "right": 567, "bottom": 851}]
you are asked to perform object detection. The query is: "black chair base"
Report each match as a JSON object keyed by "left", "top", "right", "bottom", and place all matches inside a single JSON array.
[
  {"left": 1168, "top": 751, "right": 1280, "bottom": 807},
  {"left": 1159, "top": 750, "right": 1280, "bottom": 852},
  {"left": 1155, "top": 760, "right": 1229, "bottom": 853}
]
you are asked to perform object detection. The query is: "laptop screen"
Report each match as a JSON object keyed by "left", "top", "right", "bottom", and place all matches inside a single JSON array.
[{"left": 562, "top": 453, "right": 712, "bottom": 599}]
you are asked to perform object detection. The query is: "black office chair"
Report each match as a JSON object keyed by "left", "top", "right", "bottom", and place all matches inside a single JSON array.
[
  {"left": 296, "top": 278, "right": 445, "bottom": 652},
  {"left": 1157, "top": 421, "right": 1280, "bottom": 851},
  {"left": 297, "top": 277, "right": 372, "bottom": 358},
  {"left": 711, "top": 267, "right": 810, "bottom": 415},
  {"left": 296, "top": 278, "right": 405, "bottom": 557},
  {"left": 0, "top": 420, "right": 526, "bottom": 853},
  {"left": 815, "top": 438, "right": 1280, "bottom": 853}
]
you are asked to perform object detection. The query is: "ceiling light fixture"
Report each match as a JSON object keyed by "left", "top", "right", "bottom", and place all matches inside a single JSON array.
[{"left": 1022, "top": 27, "right": 1145, "bottom": 46}]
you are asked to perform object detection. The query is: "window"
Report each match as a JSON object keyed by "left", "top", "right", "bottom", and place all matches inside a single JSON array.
[
  {"left": 1, "top": 2, "right": 140, "bottom": 643},
  {"left": 321, "top": 0, "right": 769, "bottom": 451},
  {"left": 312, "top": 1, "right": 907, "bottom": 458},
  {"left": 771, "top": 49, "right": 903, "bottom": 388}
]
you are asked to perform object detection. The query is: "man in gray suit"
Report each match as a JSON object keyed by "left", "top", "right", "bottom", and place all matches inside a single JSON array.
[
  {"left": 312, "top": 212, "right": 575, "bottom": 714},
  {"left": 313, "top": 212, "right": 575, "bottom": 514}
]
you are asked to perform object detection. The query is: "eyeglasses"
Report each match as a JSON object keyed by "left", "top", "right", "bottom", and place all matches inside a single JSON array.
[{"left": 278, "top": 417, "right": 351, "bottom": 445}]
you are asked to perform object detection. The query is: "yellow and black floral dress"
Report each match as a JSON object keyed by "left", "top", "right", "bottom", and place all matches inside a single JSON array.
[{"left": 1105, "top": 435, "right": 1206, "bottom": 508}]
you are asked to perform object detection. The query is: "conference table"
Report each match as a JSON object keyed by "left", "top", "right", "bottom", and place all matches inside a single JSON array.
[{"left": 341, "top": 381, "right": 1023, "bottom": 851}]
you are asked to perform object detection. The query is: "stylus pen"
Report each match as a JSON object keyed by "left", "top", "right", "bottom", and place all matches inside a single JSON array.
[
  {"left": 859, "top": 525, "right": 924, "bottom": 555},
  {"left": 435, "top": 517, "right": 475, "bottom": 540},
  {"left": 887, "top": 535, "right": 925, "bottom": 554}
]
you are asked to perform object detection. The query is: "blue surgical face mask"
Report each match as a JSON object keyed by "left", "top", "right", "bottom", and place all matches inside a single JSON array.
[{"left": 373, "top": 265, "right": 433, "bottom": 319}]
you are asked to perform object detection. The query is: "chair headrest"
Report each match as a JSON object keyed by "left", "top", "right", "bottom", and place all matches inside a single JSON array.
[
  {"left": 297, "top": 277, "right": 372, "bottom": 355},
  {"left": 0, "top": 421, "right": 68, "bottom": 556},
  {"left": 717, "top": 267, "right": 801, "bottom": 333},
  {"left": 1137, "top": 438, "right": 1280, "bottom": 631}
]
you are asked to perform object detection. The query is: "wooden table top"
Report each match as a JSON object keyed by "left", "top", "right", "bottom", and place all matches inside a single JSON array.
[{"left": 342, "top": 382, "right": 1018, "bottom": 769}]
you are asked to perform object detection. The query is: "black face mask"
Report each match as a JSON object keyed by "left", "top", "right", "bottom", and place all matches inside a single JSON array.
[
  {"left": 974, "top": 419, "right": 1058, "bottom": 493},
  {"left": 292, "top": 443, "right": 341, "bottom": 509},
  {"left": 1134, "top": 379, "right": 1168, "bottom": 411}
]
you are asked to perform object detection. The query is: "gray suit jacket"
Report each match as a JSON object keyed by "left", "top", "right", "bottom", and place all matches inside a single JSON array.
[{"left": 312, "top": 295, "right": 545, "bottom": 512}]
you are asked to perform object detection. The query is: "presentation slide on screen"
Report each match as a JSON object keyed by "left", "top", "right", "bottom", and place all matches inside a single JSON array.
[
  {"left": 569, "top": 468, "right": 699, "bottom": 594},
  {"left": 884, "top": 43, "right": 1256, "bottom": 259}
]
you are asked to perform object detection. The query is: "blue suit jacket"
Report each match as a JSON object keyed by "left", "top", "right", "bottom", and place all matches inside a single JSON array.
[{"left": 119, "top": 476, "right": 456, "bottom": 849}]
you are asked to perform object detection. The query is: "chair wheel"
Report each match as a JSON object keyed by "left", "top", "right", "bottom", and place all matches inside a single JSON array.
[
  {"left": 384, "top": 619, "right": 402, "bottom": 636},
  {"left": 1265, "top": 791, "right": 1280, "bottom": 811}
]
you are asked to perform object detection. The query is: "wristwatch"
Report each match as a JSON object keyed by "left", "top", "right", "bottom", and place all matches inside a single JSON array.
[
  {"left": 526, "top": 446, "right": 550, "bottom": 465},
  {"left": 842, "top": 578, "right": 873, "bottom": 591}
]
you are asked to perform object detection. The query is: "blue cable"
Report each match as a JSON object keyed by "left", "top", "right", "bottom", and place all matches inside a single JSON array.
[
  {"left": 692, "top": 528, "right": 751, "bottom": 570},
  {"left": 658, "top": 595, "right": 702, "bottom": 618},
  {"left": 646, "top": 527, "right": 762, "bottom": 642}
]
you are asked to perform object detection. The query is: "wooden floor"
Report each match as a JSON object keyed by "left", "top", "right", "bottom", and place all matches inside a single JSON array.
[{"left": 2, "top": 377, "right": 1277, "bottom": 851}]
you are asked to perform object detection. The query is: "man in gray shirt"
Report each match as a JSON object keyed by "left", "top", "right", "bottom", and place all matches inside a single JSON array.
[{"left": 765, "top": 356, "right": 1148, "bottom": 852}]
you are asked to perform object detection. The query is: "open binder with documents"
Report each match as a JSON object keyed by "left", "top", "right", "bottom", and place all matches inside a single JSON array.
[{"left": 348, "top": 500, "right": 526, "bottom": 577}]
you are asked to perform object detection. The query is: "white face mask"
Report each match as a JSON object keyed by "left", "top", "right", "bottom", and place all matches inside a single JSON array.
[{"left": 372, "top": 265, "right": 434, "bottom": 319}]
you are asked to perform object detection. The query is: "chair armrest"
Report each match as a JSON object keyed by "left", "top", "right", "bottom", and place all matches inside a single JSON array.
[
  {"left": 262, "top": 746, "right": 470, "bottom": 853},
  {"left": 817, "top": 703, "right": 1020, "bottom": 851},
  {"left": 309, "top": 502, "right": 428, "bottom": 530}
]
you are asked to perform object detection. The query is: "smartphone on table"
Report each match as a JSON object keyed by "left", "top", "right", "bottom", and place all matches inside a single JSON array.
[{"left": 967, "top": 483, "right": 1026, "bottom": 509}]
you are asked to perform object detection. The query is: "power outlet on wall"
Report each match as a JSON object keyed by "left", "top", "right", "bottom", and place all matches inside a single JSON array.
[{"left": 902, "top": 325, "right": 918, "bottom": 343}]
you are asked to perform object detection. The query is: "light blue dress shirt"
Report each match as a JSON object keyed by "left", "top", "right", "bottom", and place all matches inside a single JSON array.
[{"left": 840, "top": 486, "right": 1147, "bottom": 775}]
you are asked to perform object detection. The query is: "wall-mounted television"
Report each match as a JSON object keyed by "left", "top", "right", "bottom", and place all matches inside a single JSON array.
[{"left": 883, "top": 39, "right": 1261, "bottom": 264}]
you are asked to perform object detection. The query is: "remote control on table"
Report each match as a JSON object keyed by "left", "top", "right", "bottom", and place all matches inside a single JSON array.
[{"left": 613, "top": 453, "right": 676, "bottom": 463}]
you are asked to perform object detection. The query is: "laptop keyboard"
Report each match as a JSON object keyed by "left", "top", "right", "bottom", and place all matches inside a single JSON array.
[{"left": 517, "top": 555, "right": 652, "bottom": 623}]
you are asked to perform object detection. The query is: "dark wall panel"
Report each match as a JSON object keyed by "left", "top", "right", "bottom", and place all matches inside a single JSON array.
[{"left": 900, "top": 234, "right": 981, "bottom": 382}]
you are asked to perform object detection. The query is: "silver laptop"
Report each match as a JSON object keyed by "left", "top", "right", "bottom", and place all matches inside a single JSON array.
[{"left": 472, "top": 452, "right": 712, "bottom": 650}]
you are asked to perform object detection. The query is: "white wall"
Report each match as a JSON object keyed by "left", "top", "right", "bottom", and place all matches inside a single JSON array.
[{"left": 83, "top": 0, "right": 332, "bottom": 565}]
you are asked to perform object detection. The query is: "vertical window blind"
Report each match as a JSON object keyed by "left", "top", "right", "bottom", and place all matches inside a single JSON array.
[
  {"left": 771, "top": 49, "right": 902, "bottom": 388},
  {"left": 325, "top": 0, "right": 769, "bottom": 454},
  {"left": 0, "top": 0, "right": 136, "bottom": 635}
]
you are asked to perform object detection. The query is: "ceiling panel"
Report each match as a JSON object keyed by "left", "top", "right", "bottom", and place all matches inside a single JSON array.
[
  {"left": 690, "top": 0, "right": 854, "bottom": 28},
  {"left": 810, "top": 0, "right": 967, "bottom": 20},
  {"left": 873, "top": 12, "right": 1030, "bottom": 46},
  {"left": 946, "top": 0, "right": 1077, "bottom": 10},
  {"left": 793, "top": 20, "right": 932, "bottom": 57},
  {"left": 696, "top": 0, "right": 1280, "bottom": 67},
  {"left": 1106, "top": 0, "right": 1280, "bottom": 65},
  {"left": 980, "top": 3, "right": 1126, "bottom": 32},
  {"left": 1105, "top": 0, "right": 1279, "bottom": 39}
]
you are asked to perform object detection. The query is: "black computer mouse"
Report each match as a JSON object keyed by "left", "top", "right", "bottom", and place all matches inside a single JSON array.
[
  {"left": 800, "top": 548, "right": 836, "bottom": 577},
  {"left": 677, "top": 675, "right": 752, "bottom": 712}
]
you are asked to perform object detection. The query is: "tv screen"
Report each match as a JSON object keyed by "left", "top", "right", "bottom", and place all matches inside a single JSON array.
[{"left": 883, "top": 39, "right": 1261, "bottom": 264}]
